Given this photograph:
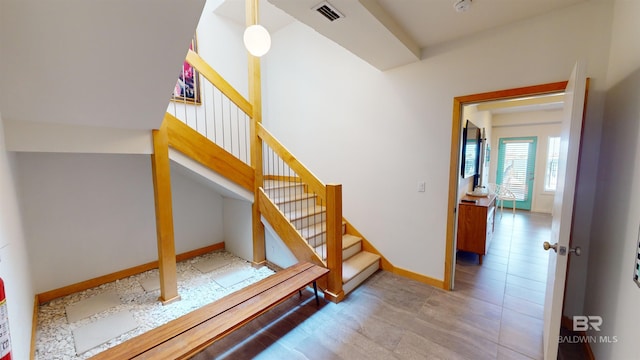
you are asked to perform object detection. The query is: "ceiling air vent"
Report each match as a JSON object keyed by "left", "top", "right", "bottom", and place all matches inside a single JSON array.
[{"left": 313, "top": 1, "right": 344, "bottom": 22}]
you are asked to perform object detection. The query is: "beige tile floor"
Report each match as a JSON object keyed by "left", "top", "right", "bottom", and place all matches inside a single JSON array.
[{"left": 193, "top": 210, "right": 558, "bottom": 359}]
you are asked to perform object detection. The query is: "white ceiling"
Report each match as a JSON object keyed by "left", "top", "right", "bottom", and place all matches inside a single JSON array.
[
  {"left": 374, "top": 0, "right": 586, "bottom": 49},
  {"left": 0, "top": 0, "right": 207, "bottom": 129},
  {"left": 476, "top": 93, "right": 566, "bottom": 115},
  {"left": 215, "top": 0, "right": 588, "bottom": 70}
]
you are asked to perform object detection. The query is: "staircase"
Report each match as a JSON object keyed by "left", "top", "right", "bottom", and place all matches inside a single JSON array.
[
  {"left": 161, "top": 49, "right": 384, "bottom": 300},
  {"left": 263, "top": 180, "right": 381, "bottom": 295}
]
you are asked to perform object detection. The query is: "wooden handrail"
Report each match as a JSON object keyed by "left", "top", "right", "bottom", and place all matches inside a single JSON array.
[
  {"left": 256, "top": 122, "right": 344, "bottom": 300},
  {"left": 180, "top": 52, "right": 345, "bottom": 300},
  {"left": 258, "top": 189, "right": 325, "bottom": 267},
  {"left": 256, "top": 122, "right": 326, "bottom": 202},
  {"left": 185, "top": 49, "right": 253, "bottom": 116},
  {"left": 164, "top": 113, "right": 254, "bottom": 192}
]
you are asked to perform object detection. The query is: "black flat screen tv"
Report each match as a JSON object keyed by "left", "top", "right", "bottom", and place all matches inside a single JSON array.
[{"left": 461, "top": 120, "right": 481, "bottom": 180}]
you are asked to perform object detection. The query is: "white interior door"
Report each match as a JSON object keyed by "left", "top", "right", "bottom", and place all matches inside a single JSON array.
[{"left": 542, "top": 61, "right": 587, "bottom": 358}]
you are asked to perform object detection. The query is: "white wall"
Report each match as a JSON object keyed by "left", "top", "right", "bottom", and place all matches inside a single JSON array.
[
  {"left": 4, "top": 120, "right": 153, "bottom": 154},
  {"left": 221, "top": 199, "right": 301, "bottom": 268},
  {"left": 0, "top": 114, "right": 34, "bottom": 360},
  {"left": 264, "top": 220, "right": 298, "bottom": 269},
  {"left": 222, "top": 198, "right": 254, "bottom": 262},
  {"left": 197, "top": 0, "right": 249, "bottom": 99},
  {"left": 1, "top": 0, "right": 258, "bottom": 297},
  {"left": 172, "top": 167, "right": 226, "bottom": 253},
  {"left": 261, "top": 1, "right": 613, "bottom": 281},
  {"left": 16, "top": 153, "right": 225, "bottom": 293},
  {"left": 584, "top": 0, "right": 640, "bottom": 358},
  {"left": 165, "top": 0, "right": 254, "bottom": 165},
  {"left": 490, "top": 110, "right": 563, "bottom": 214}
]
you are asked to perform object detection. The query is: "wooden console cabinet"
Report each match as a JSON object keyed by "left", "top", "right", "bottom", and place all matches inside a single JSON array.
[{"left": 457, "top": 194, "right": 496, "bottom": 264}]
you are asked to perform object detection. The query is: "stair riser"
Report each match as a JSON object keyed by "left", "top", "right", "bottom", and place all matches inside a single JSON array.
[
  {"left": 307, "top": 233, "right": 326, "bottom": 248},
  {"left": 291, "top": 212, "right": 326, "bottom": 230},
  {"left": 277, "top": 198, "right": 317, "bottom": 213},
  {"left": 343, "top": 242, "right": 362, "bottom": 260},
  {"left": 264, "top": 184, "right": 306, "bottom": 198},
  {"left": 343, "top": 259, "right": 380, "bottom": 295},
  {"left": 315, "top": 241, "right": 362, "bottom": 262}
]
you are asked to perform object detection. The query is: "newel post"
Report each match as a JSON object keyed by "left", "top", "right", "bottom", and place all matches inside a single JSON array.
[
  {"left": 247, "top": 0, "right": 266, "bottom": 267},
  {"left": 325, "top": 184, "right": 344, "bottom": 302},
  {"left": 151, "top": 122, "right": 180, "bottom": 305}
]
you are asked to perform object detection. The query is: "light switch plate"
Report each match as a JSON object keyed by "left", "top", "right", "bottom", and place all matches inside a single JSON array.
[{"left": 418, "top": 182, "right": 426, "bottom": 192}]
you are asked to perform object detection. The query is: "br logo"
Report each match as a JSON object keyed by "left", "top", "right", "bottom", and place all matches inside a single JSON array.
[{"left": 573, "top": 316, "right": 602, "bottom": 331}]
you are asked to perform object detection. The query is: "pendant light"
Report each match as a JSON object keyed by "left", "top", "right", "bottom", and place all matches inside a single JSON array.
[{"left": 243, "top": 24, "right": 271, "bottom": 57}]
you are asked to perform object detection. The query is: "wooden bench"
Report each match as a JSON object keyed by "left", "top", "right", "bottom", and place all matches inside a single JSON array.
[{"left": 90, "top": 262, "right": 328, "bottom": 360}]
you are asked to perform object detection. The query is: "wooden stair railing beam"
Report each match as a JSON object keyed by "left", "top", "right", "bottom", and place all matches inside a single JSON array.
[
  {"left": 258, "top": 189, "right": 325, "bottom": 267},
  {"left": 164, "top": 113, "right": 254, "bottom": 192},
  {"left": 256, "top": 123, "right": 327, "bottom": 202},
  {"left": 247, "top": 0, "right": 266, "bottom": 267},
  {"left": 249, "top": 86, "right": 266, "bottom": 267},
  {"left": 344, "top": 219, "right": 393, "bottom": 271},
  {"left": 251, "top": 118, "right": 267, "bottom": 267},
  {"left": 185, "top": 49, "right": 252, "bottom": 116},
  {"left": 325, "top": 184, "right": 344, "bottom": 302},
  {"left": 151, "top": 122, "right": 180, "bottom": 305},
  {"left": 257, "top": 122, "right": 344, "bottom": 301},
  {"left": 186, "top": 46, "right": 266, "bottom": 266}
]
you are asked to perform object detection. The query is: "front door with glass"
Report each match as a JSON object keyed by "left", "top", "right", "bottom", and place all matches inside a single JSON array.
[{"left": 496, "top": 137, "right": 537, "bottom": 211}]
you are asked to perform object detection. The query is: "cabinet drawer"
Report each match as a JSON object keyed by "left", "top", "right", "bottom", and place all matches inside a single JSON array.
[{"left": 457, "top": 195, "right": 496, "bottom": 258}]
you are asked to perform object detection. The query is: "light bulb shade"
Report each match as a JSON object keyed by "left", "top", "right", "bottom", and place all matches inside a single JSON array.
[{"left": 243, "top": 24, "right": 271, "bottom": 57}]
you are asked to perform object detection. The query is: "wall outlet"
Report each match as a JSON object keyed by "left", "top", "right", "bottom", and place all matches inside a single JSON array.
[{"left": 418, "top": 182, "right": 426, "bottom": 192}]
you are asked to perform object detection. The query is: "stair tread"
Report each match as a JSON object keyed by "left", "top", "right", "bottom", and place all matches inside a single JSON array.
[
  {"left": 300, "top": 221, "right": 347, "bottom": 239},
  {"left": 272, "top": 192, "right": 316, "bottom": 204},
  {"left": 342, "top": 251, "right": 380, "bottom": 284},
  {"left": 284, "top": 205, "right": 326, "bottom": 221},
  {"left": 342, "top": 234, "right": 362, "bottom": 249},
  {"left": 262, "top": 180, "right": 303, "bottom": 190}
]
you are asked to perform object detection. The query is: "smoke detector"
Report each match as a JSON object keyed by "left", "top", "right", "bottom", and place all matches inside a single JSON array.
[{"left": 453, "top": 0, "right": 472, "bottom": 12}]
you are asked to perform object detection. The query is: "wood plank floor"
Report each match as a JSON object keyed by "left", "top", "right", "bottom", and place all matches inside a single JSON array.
[{"left": 192, "top": 211, "right": 552, "bottom": 359}]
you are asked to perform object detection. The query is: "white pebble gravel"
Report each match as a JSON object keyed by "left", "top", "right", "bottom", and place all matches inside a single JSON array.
[{"left": 35, "top": 251, "right": 275, "bottom": 359}]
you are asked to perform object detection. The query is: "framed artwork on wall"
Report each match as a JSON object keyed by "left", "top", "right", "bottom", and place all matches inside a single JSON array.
[{"left": 171, "top": 34, "right": 201, "bottom": 105}]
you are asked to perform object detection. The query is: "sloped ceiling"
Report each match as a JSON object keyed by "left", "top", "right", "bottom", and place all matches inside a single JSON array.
[
  {"left": 0, "top": 0, "right": 206, "bottom": 129},
  {"left": 267, "top": 0, "right": 588, "bottom": 70},
  {"left": 0, "top": 0, "right": 589, "bottom": 130}
]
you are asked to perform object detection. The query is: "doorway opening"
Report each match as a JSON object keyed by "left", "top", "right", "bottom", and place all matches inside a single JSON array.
[
  {"left": 444, "top": 82, "right": 568, "bottom": 359},
  {"left": 444, "top": 81, "right": 568, "bottom": 289},
  {"left": 446, "top": 63, "right": 589, "bottom": 358}
]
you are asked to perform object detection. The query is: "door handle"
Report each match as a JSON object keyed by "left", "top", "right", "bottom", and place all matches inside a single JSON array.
[
  {"left": 543, "top": 241, "right": 581, "bottom": 256},
  {"left": 543, "top": 241, "right": 557, "bottom": 252}
]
